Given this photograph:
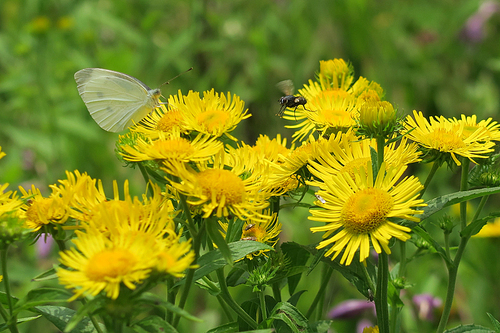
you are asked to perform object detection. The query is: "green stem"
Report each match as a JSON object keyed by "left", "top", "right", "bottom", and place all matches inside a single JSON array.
[
  {"left": 459, "top": 158, "right": 470, "bottom": 229},
  {"left": 215, "top": 268, "right": 258, "bottom": 328},
  {"left": 398, "top": 241, "right": 407, "bottom": 279},
  {"left": 419, "top": 161, "right": 440, "bottom": 198},
  {"left": 201, "top": 276, "right": 234, "bottom": 321},
  {"left": 172, "top": 199, "right": 201, "bottom": 328},
  {"left": 178, "top": 193, "right": 198, "bottom": 240},
  {"left": 361, "top": 263, "right": 376, "bottom": 294},
  {"left": 436, "top": 157, "right": 479, "bottom": 333},
  {"left": 375, "top": 252, "right": 389, "bottom": 333},
  {"left": 1, "top": 249, "right": 19, "bottom": 333},
  {"left": 1, "top": 250, "right": 14, "bottom": 316},
  {"left": 80, "top": 299, "right": 104, "bottom": 333},
  {"left": 436, "top": 236, "right": 468, "bottom": 333},
  {"left": 376, "top": 136, "right": 385, "bottom": 175},
  {"left": 55, "top": 240, "right": 66, "bottom": 252},
  {"left": 272, "top": 283, "right": 282, "bottom": 303},
  {"left": 444, "top": 233, "right": 451, "bottom": 259},
  {"left": 166, "top": 278, "right": 175, "bottom": 323},
  {"left": 306, "top": 264, "right": 333, "bottom": 318},
  {"left": 259, "top": 289, "right": 267, "bottom": 322}
]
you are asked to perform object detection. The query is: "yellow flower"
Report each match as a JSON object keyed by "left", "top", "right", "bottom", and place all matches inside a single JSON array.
[
  {"left": 220, "top": 210, "right": 282, "bottom": 259},
  {"left": 404, "top": 111, "right": 495, "bottom": 165},
  {"left": 358, "top": 100, "right": 398, "bottom": 137},
  {"left": 168, "top": 89, "right": 250, "bottom": 140},
  {"left": 0, "top": 146, "right": 5, "bottom": 160},
  {"left": 0, "top": 184, "right": 23, "bottom": 219},
  {"left": 52, "top": 170, "right": 106, "bottom": 224},
  {"left": 251, "top": 134, "right": 292, "bottom": 164},
  {"left": 308, "top": 163, "right": 425, "bottom": 265},
  {"left": 57, "top": 228, "right": 158, "bottom": 300},
  {"left": 156, "top": 233, "right": 197, "bottom": 277},
  {"left": 120, "top": 130, "right": 223, "bottom": 163},
  {"left": 163, "top": 152, "right": 271, "bottom": 221},
  {"left": 317, "top": 59, "right": 354, "bottom": 91},
  {"left": 288, "top": 88, "right": 357, "bottom": 142},
  {"left": 473, "top": 217, "right": 500, "bottom": 237},
  {"left": 19, "top": 185, "right": 71, "bottom": 231},
  {"left": 286, "top": 59, "right": 384, "bottom": 142},
  {"left": 308, "top": 134, "right": 421, "bottom": 185},
  {"left": 362, "top": 326, "right": 379, "bottom": 333},
  {"left": 131, "top": 106, "right": 188, "bottom": 139},
  {"left": 451, "top": 114, "right": 500, "bottom": 142}
]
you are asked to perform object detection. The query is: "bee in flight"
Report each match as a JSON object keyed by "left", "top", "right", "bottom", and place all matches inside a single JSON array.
[{"left": 276, "top": 79, "right": 309, "bottom": 117}]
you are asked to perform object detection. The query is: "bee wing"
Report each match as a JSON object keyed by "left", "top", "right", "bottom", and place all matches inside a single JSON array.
[{"left": 276, "top": 79, "right": 294, "bottom": 96}]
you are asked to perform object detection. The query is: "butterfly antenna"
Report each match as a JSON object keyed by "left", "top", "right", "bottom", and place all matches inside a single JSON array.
[{"left": 159, "top": 67, "right": 193, "bottom": 88}]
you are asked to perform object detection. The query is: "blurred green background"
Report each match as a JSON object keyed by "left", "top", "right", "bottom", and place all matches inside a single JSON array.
[{"left": 1, "top": 0, "right": 500, "bottom": 332}]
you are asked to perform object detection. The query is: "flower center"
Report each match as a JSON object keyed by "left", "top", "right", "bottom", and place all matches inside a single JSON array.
[
  {"left": 86, "top": 248, "right": 137, "bottom": 281},
  {"left": 156, "top": 110, "right": 183, "bottom": 132},
  {"left": 197, "top": 110, "right": 229, "bottom": 132},
  {"left": 197, "top": 169, "right": 245, "bottom": 205},
  {"left": 341, "top": 188, "right": 394, "bottom": 233},
  {"left": 427, "top": 129, "right": 465, "bottom": 151},
  {"left": 151, "top": 138, "right": 194, "bottom": 158}
]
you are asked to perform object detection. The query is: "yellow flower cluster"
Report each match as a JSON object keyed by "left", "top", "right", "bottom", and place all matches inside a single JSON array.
[{"left": 11, "top": 170, "right": 195, "bottom": 300}]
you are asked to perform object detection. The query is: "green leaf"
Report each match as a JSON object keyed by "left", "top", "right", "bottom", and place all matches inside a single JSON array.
[
  {"left": 462, "top": 213, "right": 500, "bottom": 238},
  {"left": 443, "top": 324, "right": 495, "bottom": 332},
  {"left": 32, "top": 267, "right": 58, "bottom": 282},
  {"left": 64, "top": 297, "right": 106, "bottom": 332},
  {"left": 411, "top": 225, "right": 452, "bottom": 265},
  {"left": 226, "top": 265, "right": 249, "bottom": 287},
  {"left": 33, "top": 305, "right": 103, "bottom": 333},
  {"left": 195, "top": 278, "right": 221, "bottom": 296},
  {"left": 206, "top": 322, "right": 239, "bottom": 333},
  {"left": 139, "top": 294, "right": 202, "bottom": 322},
  {"left": 369, "top": 146, "right": 378, "bottom": 178},
  {"left": 287, "top": 290, "right": 307, "bottom": 307},
  {"left": 225, "top": 218, "right": 245, "bottom": 243},
  {"left": 269, "top": 302, "right": 308, "bottom": 332},
  {"left": 281, "top": 242, "right": 310, "bottom": 295},
  {"left": 206, "top": 216, "right": 233, "bottom": 265},
  {"left": 310, "top": 320, "right": 332, "bottom": 333},
  {"left": 13, "top": 288, "right": 71, "bottom": 315},
  {"left": 132, "top": 315, "right": 178, "bottom": 333},
  {"left": 420, "top": 187, "right": 500, "bottom": 221},
  {"left": 302, "top": 243, "right": 375, "bottom": 299},
  {"left": 487, "top": 313, "right": 500, "bottom": 333},
  {"left": 0, "top": 291, "right": 19, "bottom": 307},
  {"left": 0, "top": 315, "right": 42, "bottom": 331},
  {"left": 175, "top": 241, "right": 274, "bottom": 287}
]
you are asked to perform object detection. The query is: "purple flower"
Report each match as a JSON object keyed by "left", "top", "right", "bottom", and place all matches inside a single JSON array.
[
  {"left": 412, "top": 293, "right": 442, "bottom": 321},
  {"left": 328, "top": 299, "right": 376, "bottom": 319},
  {"left": 36, "top": 234, "right": 54, "bottom": 259},
  {"left": 461, "top": 1, "right": 499, "bottom": 43}
]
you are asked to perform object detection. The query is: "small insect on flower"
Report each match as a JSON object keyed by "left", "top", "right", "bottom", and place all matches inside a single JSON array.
[
  {"left": 244, "top": 223, "right": 256, "bottom": 231},
  {"left": 276, "top": 79, "right": 310, "bottom": 117},
  {"left": 315, "top": 193, "right": 326, "bottom": 204}
]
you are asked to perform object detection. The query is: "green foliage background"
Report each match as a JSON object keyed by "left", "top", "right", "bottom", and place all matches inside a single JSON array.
[{"left": 1, "top": 0, "right": 500, "bottom": 332}]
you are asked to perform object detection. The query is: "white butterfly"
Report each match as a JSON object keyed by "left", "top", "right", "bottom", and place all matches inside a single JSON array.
[{"left": 74, "top": 68, "right": 161, "bottom": 132}]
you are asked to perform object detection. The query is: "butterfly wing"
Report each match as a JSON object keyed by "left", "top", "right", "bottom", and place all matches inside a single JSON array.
[{"left": 75, "top": 68, "right": 160, "bottom": 132}]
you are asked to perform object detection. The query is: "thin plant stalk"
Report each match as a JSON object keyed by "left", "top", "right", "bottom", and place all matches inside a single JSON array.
[
  {"left": 374, "top": 136, "right": 389, "bottom": 333},
  {"left": 419, "top": 161, "right": 441, "bottom": 198},
  {"left": 1, "top": 249, "right": 19, "bottom": 333},
  {"left": 436, "top": 192, "right": 489, "bottom": 333},
  {"left": 306, "top": 264, "right": 333, "bottom": 319}
]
